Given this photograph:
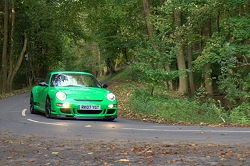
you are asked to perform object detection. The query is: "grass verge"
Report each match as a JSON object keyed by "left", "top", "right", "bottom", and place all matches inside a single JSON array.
[{"left": 106, "top": 67, "right": 250, "bottom": 126}]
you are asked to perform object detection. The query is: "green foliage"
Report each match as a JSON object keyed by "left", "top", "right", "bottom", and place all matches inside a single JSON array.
[
  {"left": 193, "top": 15, "right": 250, "bottom": 107},
  {"left": 217, "top": 17, "right": 250, "bottom": 106},
  {"left": 108, "top": 65, "right": 145, "bottom": 82},
  {"left": 133, "top": 38, "right": 181, "bottom": 92},
  {"left": 14, "top": 0, "right": 88, "bottom": 77},
  {"left": 193, "top": 33, "right": 225, "bottom": 69},
  {"left": 230, "top": 102, "right": 250, "bottom": 124},
  {"left": 1, "top": 0, "right": 249, "bottom": 126},
  {"left": 218, "top": 56, "right": 243, "bottom": 105},
  {"left": 85, "top": 0, "right": 144, "bottom": 72},
  {"left": 110, "top": 68, "right": 248, "bottom": 125},
  {"left": 130, "top": 88, "right": 228, "bottom": 124}
]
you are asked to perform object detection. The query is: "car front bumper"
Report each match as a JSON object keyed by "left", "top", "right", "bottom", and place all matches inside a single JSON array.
[
  {"left": 50, "top": 99, "right": 118, "bottom": 120},
  {"left": 52, "top": 114, "right": 117, "bottom": 120}
]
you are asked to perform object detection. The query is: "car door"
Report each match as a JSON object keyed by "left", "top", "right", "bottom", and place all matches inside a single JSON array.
[{"left": 38, "top": 74, "right": 51, "bottom": 111}]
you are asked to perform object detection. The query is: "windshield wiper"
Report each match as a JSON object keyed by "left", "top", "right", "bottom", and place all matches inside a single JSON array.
[{"left": 63, "top": 85, "right": 81, "bottom": 87}]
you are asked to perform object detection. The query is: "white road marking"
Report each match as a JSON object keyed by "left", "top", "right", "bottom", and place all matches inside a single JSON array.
[
  {"left": 21, "top": 109, "right": 249, "bottom": 133},
  {"left": 22, "top": 109, "right": 26, "bottom": 117},
  {"left": 27, "top": 119, "right": 65, "bottom": 126},
  {"left": 122, "top": 128, "right": 250, "bottom": 133},
  {"left": 22, "top": 109, "right": 65, "bottom": 126}
]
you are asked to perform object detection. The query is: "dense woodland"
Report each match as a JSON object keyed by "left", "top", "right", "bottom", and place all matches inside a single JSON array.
[{"left": 0, "top": 0, "right": 249, "bottom": 111}]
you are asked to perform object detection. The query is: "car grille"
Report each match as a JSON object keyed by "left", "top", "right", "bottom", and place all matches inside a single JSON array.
[
  {"left": 77, "top": 110, "right": 103, "bottom": 114},
  {"left": 107, "top": 109, "right": 116, "bottom": 114},
  {"left": 74, "top": 99, "right": 103, "bottom": 102},
  {"left": 60, "top": 108, "right": 71, "bottom": 114}
]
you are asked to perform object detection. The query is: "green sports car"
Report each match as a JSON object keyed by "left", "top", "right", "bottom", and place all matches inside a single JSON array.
[{"left": 30, "top": 71, "right": 118, "bottom": 121}]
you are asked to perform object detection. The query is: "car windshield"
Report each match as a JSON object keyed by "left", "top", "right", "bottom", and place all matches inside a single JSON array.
[{"left": 50, "top": 73, "right": 101, "bottom": 88}]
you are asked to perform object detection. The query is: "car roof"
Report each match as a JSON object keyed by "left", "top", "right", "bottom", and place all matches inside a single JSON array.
[{"left": 49, "top": 71, "right": 93, "bottom": 76}]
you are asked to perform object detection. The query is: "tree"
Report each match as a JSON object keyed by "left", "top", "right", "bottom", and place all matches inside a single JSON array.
[
  {"left": 0, "top": 0, "right": 88, "bottom": 93},
  {"left": 174, "top": 9, "right": 188, "bottom": 94},
  {"left": 193, "top": 0, "right": 250, "bottom": 107},
  {"left": 1, "top": 0, "right": 8, "bottom": 93},
  {"left": 84, "top": 0, "right": 144, "bottom": 74},
  {"left": 143, "top": 0, "right": 154, "bottom": 39}
]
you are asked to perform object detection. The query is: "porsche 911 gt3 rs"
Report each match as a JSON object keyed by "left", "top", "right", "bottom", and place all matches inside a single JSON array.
[{"left": 30, "top": 71, "right": 118, "bottom": 121}]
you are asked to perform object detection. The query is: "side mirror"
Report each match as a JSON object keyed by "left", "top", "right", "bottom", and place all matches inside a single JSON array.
[
  {"left": 102, "top": 84, "right": 108, "bottom": 88},
  {"left": 38, "top": 82, "right": 48, "bottom": 87}
]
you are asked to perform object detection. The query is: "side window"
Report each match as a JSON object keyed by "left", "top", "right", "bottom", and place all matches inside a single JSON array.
[{"left": 50, "top": 74, "right": 59, "bottom": 86}]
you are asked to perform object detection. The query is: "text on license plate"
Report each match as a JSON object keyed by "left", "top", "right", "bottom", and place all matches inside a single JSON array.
[{"left": 80, "top": 105, "right": 100, "bottom": 110}]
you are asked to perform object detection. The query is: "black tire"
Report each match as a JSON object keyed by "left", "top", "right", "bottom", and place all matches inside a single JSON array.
[
  {"left": 30, "top": 93, "right": 36, "bottom": 114},
  {"left": 104, "top": 118, "right": 115, "bottom": 121},
  {"left": 45, "top": 97, "right": 52, "bottom": 118}
]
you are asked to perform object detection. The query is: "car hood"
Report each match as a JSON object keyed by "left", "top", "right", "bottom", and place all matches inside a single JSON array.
[{"left": 53, "top": 86, "right": 109, "bottom": 100}]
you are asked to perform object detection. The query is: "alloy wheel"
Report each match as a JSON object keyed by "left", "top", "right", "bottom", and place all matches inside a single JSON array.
[
  {"left": 30, "top": 93, "right": 36, "bottom": 114},
  {"left": 45, "top": 97, "right": 52, "bottom": 118}
]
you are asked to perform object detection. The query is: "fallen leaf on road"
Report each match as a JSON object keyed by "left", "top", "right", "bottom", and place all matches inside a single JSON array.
[
  {"left": 220, "top": 151, "right": 227, "bottom": 155},
  {"left": 52, "top": 152, "right": 59, "bottom": 155},
  {"left": 28, "top": 159, "right": 35, "bottom": 163},
  {"left": 117, "top": 159, "right": 130, "bottom": 162},
  {"left": 146, "top": 155, "right": 153, "bottom": 159},
  {"left": 188, "top": 143, "right": 197, "bottom": 147},
  {"left": 7, "top": 156, "right": 13, "bottom": 160},
  {"left": 5, "top": 140, "right": 13, "bottom": 144},
  {"left": 56, "top": 144, "right": 65, "bottom": 147},
  {"left": 237, "top": 154, "right": 242, "bottom": 158}
]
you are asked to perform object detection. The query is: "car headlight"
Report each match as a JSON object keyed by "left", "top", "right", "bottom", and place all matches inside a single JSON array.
[
  {"left": 107, "top": 92, "right": 116, "bottom": 101},
  {"left": 56, "top": 92, "right": 66, "bottom": 100}
]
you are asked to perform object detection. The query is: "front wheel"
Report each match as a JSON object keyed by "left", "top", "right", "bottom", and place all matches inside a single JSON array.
[
  {"left": 104, "top": 118, "right": 115, "bottom": 121},
  {"left": 30, "top": 93, "right": 36, "bottom": 114},
  {"left": 45, "top": 97, "right": 52, "bottom": 118}
]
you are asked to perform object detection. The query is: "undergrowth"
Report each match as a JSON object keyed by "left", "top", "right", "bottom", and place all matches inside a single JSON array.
[
  {"left": 104, "top": 66, "right": 250, "bottom": 125},
  {"left": 130, "top": 88, "right": 228, "bottom": 124}
]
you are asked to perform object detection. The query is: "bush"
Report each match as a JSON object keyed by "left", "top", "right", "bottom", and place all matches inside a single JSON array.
[
  {"left": 230, "top": 102, "right": 250, "bottom": 124},
  {"left": 107, "top": 66, "right": 249, "bottom": 125},
  {"left": 130, "top": 88, "right": 229, "bottom": 124},
  {"left": 110, "top": 65, "right": 146, "bottom": 82}
]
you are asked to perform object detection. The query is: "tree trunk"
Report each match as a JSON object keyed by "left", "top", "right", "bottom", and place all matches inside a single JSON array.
[
  {"left": 29, "top": 57, "right": 36, "bottom": 86},
  {"left": 1, "top": 0, "right": 9, "bottom": 94},
  {"left": 216, "top": 11, "right": 220, "bottom": 33},
  {"left": 91, "top": 42, "right": 98, "bottom": 76},
  {"left": 106, "top": 57, "right": 115, "bottom": 74},
  {"left": 176, "top": 44, "right": 188, "bottom": 94},
  {"left": 97, "top": 45, "right": 102, "bottom": 77},
  {"left": 247, "top": 0, "right": 250, "bottom": 16},
  {"left": 143, "top": 0, "right": 174, "bottom": 91},
  {"left": 143, "top": 0, "right": 154, "bottom": 39},
  {"left": 164, "top": 65, "right": 174, "bottom": 91},
  {"left": 204, "top": 20, "right": 213, "bottom": 95},
  {"left": 7, "top": 0, "right": 15, "bottom": 92},
  {"left": 9, "top": 33, "right": 28, "bottom": 90},
  {"left": 204, "top": 63, "right": 213, "bottom": 95},
  {"left": 187, "top": 45, "right": 195, "bottom": 96},
  {"left": 174, "top": 10, "right": 188, "bottom": 95}
]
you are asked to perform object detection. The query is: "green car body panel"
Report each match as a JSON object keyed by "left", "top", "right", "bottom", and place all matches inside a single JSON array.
[{"left": 30, "top": 71, "right": 118, "bottom": 120}]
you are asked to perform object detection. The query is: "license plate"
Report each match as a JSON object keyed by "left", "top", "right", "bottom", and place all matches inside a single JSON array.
[{"left": 80, "top": 105, "right": 100, "bottom": 110}]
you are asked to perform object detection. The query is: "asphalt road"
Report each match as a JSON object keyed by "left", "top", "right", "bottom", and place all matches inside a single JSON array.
[{"left": 1, "top": 92, "right": 250, "bottom": 145}]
